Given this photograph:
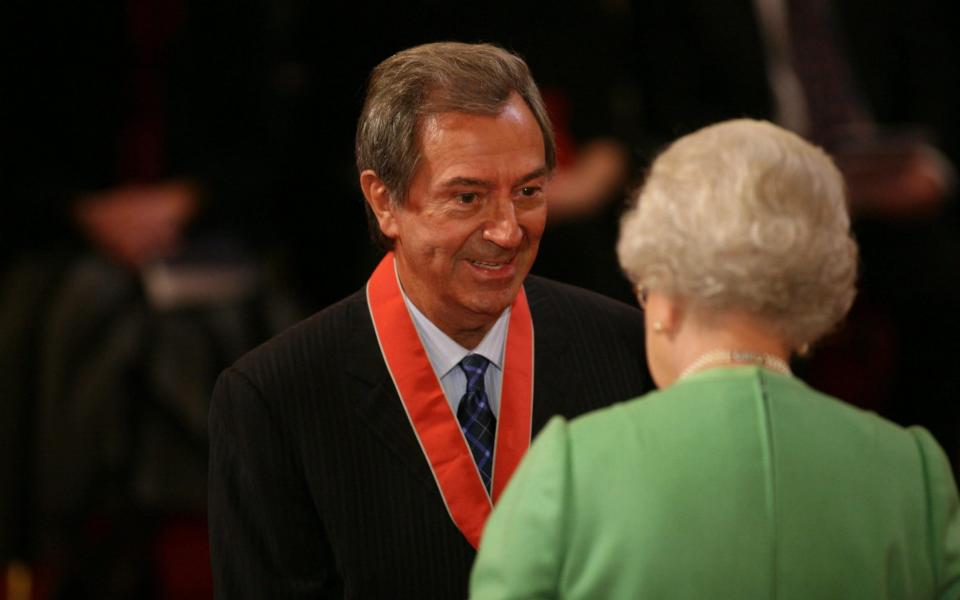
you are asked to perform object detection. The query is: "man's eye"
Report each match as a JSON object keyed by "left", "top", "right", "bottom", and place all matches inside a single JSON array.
[
  {"left": 457, "top": 192, "right": 479, "bottom": 204},
  {"left": 520, "top": 186, "right": 541, "bottom": 197}
]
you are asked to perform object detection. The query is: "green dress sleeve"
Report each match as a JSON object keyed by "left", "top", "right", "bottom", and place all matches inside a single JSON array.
[
  {"left": 469, "top": 416, "right": 572, "bottom": 600},
  {"left": 911, "top": 426, "right": 960, "bottom": 599}
]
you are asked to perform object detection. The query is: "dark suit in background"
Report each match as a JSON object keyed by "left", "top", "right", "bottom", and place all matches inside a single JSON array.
[{"left": 208, "top": 276, "right": 649, "bottom": 598}]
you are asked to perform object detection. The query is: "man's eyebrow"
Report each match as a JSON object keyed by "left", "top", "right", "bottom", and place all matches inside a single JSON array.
[
  {"left": 438, "top": 166, "right": 548, "bottom": 190},
  {"left": 514, "top": 166, "right": 548, "bottom": 186},
  {"left": 439, "top": 176, "right": 494, "bottom": 189}
]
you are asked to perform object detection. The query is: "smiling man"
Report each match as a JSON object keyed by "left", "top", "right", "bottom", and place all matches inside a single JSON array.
[
  {"left": 362, "top": 92, "right": 547, "bottom": 348},
  {"left": 208, "top": 42, "right": 651, "bottom": 599}
]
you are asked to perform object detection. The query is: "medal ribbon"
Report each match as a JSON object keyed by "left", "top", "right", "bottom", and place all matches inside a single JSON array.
[{"left": 366, "top": 253, "right": 534, "bottom": 548}]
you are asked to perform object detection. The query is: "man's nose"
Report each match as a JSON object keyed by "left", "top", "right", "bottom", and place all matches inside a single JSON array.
[{"left": 483, "top": 197, "right": 523, "bottom": 248}]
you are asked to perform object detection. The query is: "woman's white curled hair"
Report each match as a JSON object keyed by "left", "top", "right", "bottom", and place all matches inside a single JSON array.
[{"left": 617, "top": 119, "right": 858, "bottom": 347}]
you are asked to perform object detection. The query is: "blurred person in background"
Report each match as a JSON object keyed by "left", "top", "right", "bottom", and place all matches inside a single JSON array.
[
  {"left": 625, "top": 0, "right": 960, "bottom": 471},
  {"left": 470, "top": 119, "right": 960, "bottom": 598},
  {"left": 1, "top": 1, "right": 302, "bottom": 597}
]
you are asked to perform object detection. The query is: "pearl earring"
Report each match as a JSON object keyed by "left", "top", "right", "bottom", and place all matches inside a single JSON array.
[{"left": 652, "top": 321, "right": 664, "bottom": 333}]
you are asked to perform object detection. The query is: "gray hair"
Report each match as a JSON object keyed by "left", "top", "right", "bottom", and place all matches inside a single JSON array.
[
  {"left": 617, "top": 119, "right": 858, "bottom": 347},
  {"left": 356, "top": 41, "right": 556, "bottom": 249}
]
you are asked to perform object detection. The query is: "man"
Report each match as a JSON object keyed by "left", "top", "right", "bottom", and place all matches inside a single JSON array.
[{"left": 208, "top": 42, "right": 651, "bottom": 598}]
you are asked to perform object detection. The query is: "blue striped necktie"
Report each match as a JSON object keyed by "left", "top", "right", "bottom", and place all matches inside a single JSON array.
[{"left": 457, "top": 354, "right": 496, "bottom": 494}]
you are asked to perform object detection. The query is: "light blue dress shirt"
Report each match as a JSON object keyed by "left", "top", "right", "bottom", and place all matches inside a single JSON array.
[{"left": 401, "top": 288, "right": 509, "bottom": 418}]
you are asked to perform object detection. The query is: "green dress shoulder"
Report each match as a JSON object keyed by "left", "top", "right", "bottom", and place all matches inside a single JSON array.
[{"left": 470, "top": 367, "right": 960, "bottom": 599}]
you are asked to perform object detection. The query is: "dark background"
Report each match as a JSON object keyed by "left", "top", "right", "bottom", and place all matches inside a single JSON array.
[{"left": 2, "top": 1, "right": 959, "bottom": 597}]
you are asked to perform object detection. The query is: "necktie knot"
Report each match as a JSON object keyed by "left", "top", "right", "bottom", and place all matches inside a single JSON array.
[{"left": 459, "top": 354, "right": 490, "bottom": 391}]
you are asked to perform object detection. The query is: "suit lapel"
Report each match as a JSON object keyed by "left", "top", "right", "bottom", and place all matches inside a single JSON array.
[
  {"left": 341, "top": 293, "right": 438, "bottom": 492},
  {"left": 338, "top": 276, "right": 567, "bottom": 535},
  {"left": 526, "top": 278, "right": 575, "bottom": 433}
]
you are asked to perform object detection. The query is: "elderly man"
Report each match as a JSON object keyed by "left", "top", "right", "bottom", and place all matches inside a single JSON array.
[{"left": 208, "top": 42, "right": 650, "bottom": 599}]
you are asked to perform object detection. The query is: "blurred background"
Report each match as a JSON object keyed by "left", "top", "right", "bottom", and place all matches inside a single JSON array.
[{"left": 2, "top": 0, "right": 958, "bottom": 597}]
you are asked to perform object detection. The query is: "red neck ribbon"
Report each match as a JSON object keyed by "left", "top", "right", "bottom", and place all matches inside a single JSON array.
[{"left": 365, "top": 253, "right": 534, "bottom": 548}]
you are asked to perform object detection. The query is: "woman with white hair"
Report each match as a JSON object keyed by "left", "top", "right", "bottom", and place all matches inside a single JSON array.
[{"left": 470, "top": 119, "right": 960, "bottom": 598}]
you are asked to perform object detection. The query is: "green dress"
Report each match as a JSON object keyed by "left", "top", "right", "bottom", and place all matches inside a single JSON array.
[{"left": 470, "top": 367, "right": 960, "bottom": 599}]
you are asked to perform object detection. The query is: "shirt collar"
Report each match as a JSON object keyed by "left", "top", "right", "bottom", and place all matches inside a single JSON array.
[{"left": 400, "top": 286, "right": 509, "bottom": 379}]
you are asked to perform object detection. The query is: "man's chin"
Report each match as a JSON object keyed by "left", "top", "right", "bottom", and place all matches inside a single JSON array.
[{"left": 464, "top": 285, "right": 523, "bottom": 318}]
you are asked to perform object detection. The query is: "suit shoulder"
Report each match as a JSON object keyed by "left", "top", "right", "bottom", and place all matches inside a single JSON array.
[{"left": 230, "top": 288, "right": 368, "bottom": 384}]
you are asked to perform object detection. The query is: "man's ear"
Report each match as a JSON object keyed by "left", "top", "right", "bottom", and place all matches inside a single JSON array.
[{"left": 360, "top": 170, "right": 399, "bottom": 240}]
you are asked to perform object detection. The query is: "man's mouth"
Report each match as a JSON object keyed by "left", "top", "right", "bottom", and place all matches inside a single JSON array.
[{"left": 470, "top": 259, "right": 509, "bottom": 270}]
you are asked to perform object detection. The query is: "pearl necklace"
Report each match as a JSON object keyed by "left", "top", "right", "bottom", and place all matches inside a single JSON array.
[{"left": 677, "top": 349, "right": 792, "bottom": 380}]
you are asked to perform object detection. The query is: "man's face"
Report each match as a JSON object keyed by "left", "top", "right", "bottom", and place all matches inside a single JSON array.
[{"left": 380, "top": 94, "right": 548, "bottom": 341}]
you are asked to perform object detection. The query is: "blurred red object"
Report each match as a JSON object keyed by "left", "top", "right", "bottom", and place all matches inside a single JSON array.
[{"left": 152, "top": 517, "right": 213, "bottom": 600}]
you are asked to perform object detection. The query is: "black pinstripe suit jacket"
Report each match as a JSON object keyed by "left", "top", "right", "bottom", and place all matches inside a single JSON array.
[{"left": 208, "top": 275, "right": 651, "bottom": 599}]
